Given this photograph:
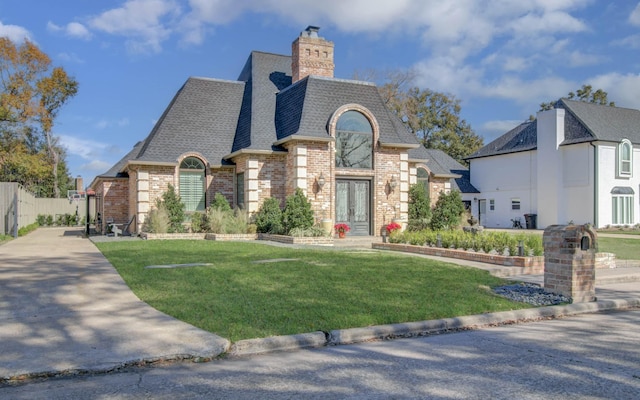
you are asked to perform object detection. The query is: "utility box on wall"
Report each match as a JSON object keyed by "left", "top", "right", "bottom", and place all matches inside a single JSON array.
[{"left": 543, "top": 224, "right": 597, "bottom": 303}]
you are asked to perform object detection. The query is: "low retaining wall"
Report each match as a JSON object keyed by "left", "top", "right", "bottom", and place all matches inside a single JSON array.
[
  {"left": 373, "top": 242, "right": 544, "bottom": 272},
  {"left": 140, "top": 232, "right": 333, "bottom": 246},
  {"left": 258, "top": 233, "right": 333, "bottom": 246}
]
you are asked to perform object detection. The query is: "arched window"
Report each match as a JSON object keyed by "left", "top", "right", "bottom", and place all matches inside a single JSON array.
[
  {"left": 179, "top": 157, "right": 205, "bottom": 212},
  {"left": 618, "top": 139, "right": 633, "bottom": 178},
  {"left": 417, "top": 167, "right": 429, "bottom": 194},
  {"left": 335, "top": 110, "right": 373, "bottom": 169}
]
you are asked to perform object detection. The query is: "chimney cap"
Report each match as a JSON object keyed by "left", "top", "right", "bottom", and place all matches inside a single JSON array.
[{"left": 303, "top": 25, "right": 321, "bottom": 37}]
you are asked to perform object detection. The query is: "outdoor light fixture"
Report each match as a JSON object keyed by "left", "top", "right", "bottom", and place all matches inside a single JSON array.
[
  {"left": 389, "top": 175, "right": 398, "bottom": 192},
  {"left": 317, "top": 172, "right": 326, "bottom": 192}
]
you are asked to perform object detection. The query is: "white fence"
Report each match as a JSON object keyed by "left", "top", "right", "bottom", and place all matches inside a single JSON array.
[{"left": 1, "top": 183, "right": 88, "bottom": 236}]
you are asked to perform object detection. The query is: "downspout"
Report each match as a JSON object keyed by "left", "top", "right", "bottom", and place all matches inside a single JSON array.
[{"left": 589, "top": 142, "right": 598, "bottom": 228}]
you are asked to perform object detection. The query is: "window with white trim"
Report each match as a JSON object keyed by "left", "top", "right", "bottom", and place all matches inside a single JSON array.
[
  {"left": 611, "top": 187, "right": 634, "bottom": 225},
  {"left": 179, "top": 157, "right": 205, "bottom": 212},
  {"left": 617, "top": 139, "right": 633, "bottom": 178},
  {"left": 489, "top": 199, "right": 495, "bottom": 211}
]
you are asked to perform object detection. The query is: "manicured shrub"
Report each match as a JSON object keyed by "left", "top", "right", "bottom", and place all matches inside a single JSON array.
[
  {"left": 211, "top": 192, "right": 232, "bottom": 212},
  {"left": 254, "top": 197, "right": 284, "bottom": 234},
  {"left": 36, "top": 214, "right": 47, "bottom": 226},
  {"left": 190, "top": 211, "right": 207, "bottom": 233},
  {"left": 45, "top": 215, "right": 53, "bottom": 226},
  {"left": 408, "top": 184, "right": 431, "bottom": 231},
  {"left": 282, "top": 188, "right": 314, "bottom": 234},
  {"left": 430, "top": 190, "right": 465, "bottom": 231},
  {"left": 160, "top": 184, "right": 185, "bottom": 233}
]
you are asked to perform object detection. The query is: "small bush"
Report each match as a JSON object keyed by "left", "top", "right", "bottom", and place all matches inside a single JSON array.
[
  {"left": 224, "top": 209, "right": 249, "bottom": 234},
  {"left": 211, "top": 193, "right": 232, "bottom": 212},
  {"left": 255, "top": 197, "right": 284, "bottom": 234},
  {"left": 45, "top": 215, "right": 53, "bottom": 226},
  {"left": 36, "top": 214, "right": 47, "bottom": 226},
  {"left": 143, "top": 204, "right": 170, "bottom": 233},
  {"left": 282, "top": 188, "right": 314, "bottom": 234},
  {"left": 190, "top": 212, "right": 207, "bottom": 233},
  {"left": 430, "top": 190, "right": 465, "bottom": 231},
  {"left": 161, "top": 184, "right": 186, "bottom": 233},
  {"left": 408, "top": 184, "right": 431, "bottom": 231}
]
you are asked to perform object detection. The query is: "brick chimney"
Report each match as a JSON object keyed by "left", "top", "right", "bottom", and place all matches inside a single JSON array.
[{"left": 291, "top": 26, "right": 335, "bottom": 83}]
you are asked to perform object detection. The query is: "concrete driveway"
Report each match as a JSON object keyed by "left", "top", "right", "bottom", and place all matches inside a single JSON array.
[{"left": 0, "top": 227, "right": 229, "bottom": 381}]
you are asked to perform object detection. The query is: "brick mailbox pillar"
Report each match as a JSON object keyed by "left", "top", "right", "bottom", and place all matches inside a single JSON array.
[{"left": 543, "top": 224, "right": 597, "bottom": 303}]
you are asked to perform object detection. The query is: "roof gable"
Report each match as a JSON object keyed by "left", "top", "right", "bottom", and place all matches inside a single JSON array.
[
  {"left": 559, "top": 99, "right": 640, "bottom": 144},
  {"left": 467, "top": 121, "right": 537, "bottom": 160}
]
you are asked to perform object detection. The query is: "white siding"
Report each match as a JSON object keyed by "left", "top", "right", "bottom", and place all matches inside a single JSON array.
[
  {"left": 597, "top": 143, "right": 640, "bottom": 227},
  {"left": 469, "top": 151, "right": 537, "bottom": 228}
]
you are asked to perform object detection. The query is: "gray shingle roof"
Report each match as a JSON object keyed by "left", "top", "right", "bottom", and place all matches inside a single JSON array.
[
  {"left": 467, "top": 99, "right": 640, "bottom": 160},
  {"left": 422, "top": 149, "right": 479, "bottom": 193},
  {"left": 559, "top": 99, "right": 640, "bottom": 144},
  {"left": 275, "top": 75, "right": 418, "bottom": 146},
  {"left": 134, "top": 77, "right": 245, "bottom": 165}
]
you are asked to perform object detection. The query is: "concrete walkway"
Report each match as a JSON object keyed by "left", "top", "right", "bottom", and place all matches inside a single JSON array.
[
  {"left": 0, "top": 227, "right": 229, "bottom": 381},
  {"left": 1, "top": 229, "right": 639, "bottom": 382}
]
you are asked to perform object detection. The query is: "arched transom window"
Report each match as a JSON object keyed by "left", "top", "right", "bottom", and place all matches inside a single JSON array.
[
  {"left": 335, "top": 110, "right": 373, "bottom": 169},
  {"left": 179, "top": 157, "right": 205, "bottom": 212}
]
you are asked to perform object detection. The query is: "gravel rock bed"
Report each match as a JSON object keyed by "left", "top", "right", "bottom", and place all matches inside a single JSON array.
[{"left": 493, "top": 283, "right": 572, "bottom": 306}]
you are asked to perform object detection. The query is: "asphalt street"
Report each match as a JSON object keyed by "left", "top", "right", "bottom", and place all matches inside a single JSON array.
[{"left": 2, "top": 309, "right": 639, "bottom": 399}]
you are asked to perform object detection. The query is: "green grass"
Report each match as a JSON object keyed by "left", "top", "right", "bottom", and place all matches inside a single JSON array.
[
  {"left": 598, "top": 237, "right": 640, "bottom": 260},
  {"left": 96, "top": 240, "right": 531, "bottom": 342},
  {"left": 0, "top": 234, "right": 12, "bottom": 244}
]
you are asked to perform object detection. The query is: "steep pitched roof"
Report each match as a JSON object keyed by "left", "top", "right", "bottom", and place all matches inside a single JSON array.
[
  {"left": 422, "top": 149, "right": 479, "bottom": 193},
  {"left": 467, "top": 99, "right": 640, "bottom": 160},
  {"left": 275, "top": 75, "right": 418, "bottom": 146},
  {"left": 559, "top": 99, "right": 640, "bottom": 144},
  {"left": 466, "top": 120, "right": 537, "bottom": 160},
  {"left": 134, "top": 77, "right": 244, "bottom": 166},
  {"left": 232, "top": 51, "right": 292, "bottom": 153}
]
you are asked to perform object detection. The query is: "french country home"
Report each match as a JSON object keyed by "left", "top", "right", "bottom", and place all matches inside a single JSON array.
[{"left": 91, "top": 26, "right": 475, "bottom": 236}]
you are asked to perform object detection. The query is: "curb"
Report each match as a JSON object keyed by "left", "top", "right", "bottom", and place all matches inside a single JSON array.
[{"left": 227, "top": 298, "right": 640, "bottom": 357}]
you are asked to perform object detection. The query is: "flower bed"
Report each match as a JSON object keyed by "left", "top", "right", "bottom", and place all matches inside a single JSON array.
[{"left": 373, "top": 242, "right": 544, "bottom": 272}]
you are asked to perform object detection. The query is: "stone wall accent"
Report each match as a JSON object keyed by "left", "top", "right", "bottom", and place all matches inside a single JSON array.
[
  {"left": 543, "top": 224, "right": 597, "bottom": 303},
  {"left": 373, "top": 242, "right": 544, "bottom": 272},
  {"left": 258, "top": 233, "right": 334, "bottom": 246}
]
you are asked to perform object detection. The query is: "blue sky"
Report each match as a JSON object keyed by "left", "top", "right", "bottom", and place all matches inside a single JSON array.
[{"left": 1, "top": 0, "right": 640, "bottom": 187}]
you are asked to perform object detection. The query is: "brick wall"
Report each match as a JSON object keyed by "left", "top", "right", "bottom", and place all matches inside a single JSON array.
[
  {"left": 210, "top": 168, "right": 235, "bottom": 207},
  {"left": 291, "top": 28, "right": 334, "bottom": 83},
  {"left": 100, "top": 178, "right": 129, "bottom": 231},
  {"left": 543, "top": 224, "right": 597, "bottom": 303}
]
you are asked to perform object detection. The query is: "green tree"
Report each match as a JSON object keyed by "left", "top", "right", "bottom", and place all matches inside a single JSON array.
[
  {"left": 407, "top": 184, "right": 431, "bottom": 231},
  {"left": 539, "top": 84, "right": 614, "bottom": 111},
  {"left": 159, "top": 184, "right": 185, "bottom": 233},
  {"left": 254, "top": 197, "right": 284, "bottom": 234},
  {"left": 282, "top": 188, "right": 314, "bottom": 234},
  {"left": 0, "top": 37, "right": 78, "bottom": 197},
  {"left": 430, "top": 190, "right": 465, "bottom": 231}
]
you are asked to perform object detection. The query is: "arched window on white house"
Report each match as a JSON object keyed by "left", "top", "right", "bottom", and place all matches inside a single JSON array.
[
  {"left": 335, "top": 110, "right": 373, "bottom": 169},
  {"left": 179, "top": 157, "right": 205, "bottom": 212},
  {"left": 618, "top": 139, "right": 633, "bottom": 178}
]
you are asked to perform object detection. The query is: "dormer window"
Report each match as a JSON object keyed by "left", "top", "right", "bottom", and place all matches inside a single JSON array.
[{"left": 617, "top": 139, "right": 633, "bottom": 178}]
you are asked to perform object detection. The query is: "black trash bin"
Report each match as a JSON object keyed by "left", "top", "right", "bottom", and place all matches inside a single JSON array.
[{"left": 524, "top": 214, "right": 537, "bottom": 229}]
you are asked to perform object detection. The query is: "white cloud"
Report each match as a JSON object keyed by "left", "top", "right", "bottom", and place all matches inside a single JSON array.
[
  {"left": 630, "top": 2, "right": 640, "bottom": 26},
  {"left": 567, "top": 50, "right": 603, "bottom": 67},
  {"left": 57, "top": 52, "right": 85, "bottom": 63},
  {"left": 89, "top": 0, "right": 182, "bottom": 53},
  {"left": 481, "top": 119, "right": 528, "bottom": 142},
  {"left": 47, "top": 21, "right": 92, "bottom": 40},
  {"left": 612, "top": 34, "right": 640, "bottom": 49},
  {"left": 588, "top": 72, "right": 640, "bottom": 110},
  {"left": 0, "top": 21, "right": 33, "bottom": 43},
  {"left": 58, "top": 135, "right": 115, "bottom": 160},
  {"left": 80, "top": 160, "right": 113, "bottom": 172}
]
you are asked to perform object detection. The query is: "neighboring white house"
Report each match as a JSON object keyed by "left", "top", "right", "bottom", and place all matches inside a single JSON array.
[{"left": 466, "top": 99, "right": 640, "bottom": 229}]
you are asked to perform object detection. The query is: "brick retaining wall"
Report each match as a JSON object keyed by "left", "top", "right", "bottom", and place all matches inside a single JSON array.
[{"left": 373, "top": 242, "right": 544, "bottom": 273}]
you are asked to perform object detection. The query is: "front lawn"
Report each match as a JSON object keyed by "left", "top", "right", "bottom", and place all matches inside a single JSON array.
[
  {"left": 598, "top": 237, "right": 640, "bottom": 260},
  {"left": 96, "top": 240, "right": 531, "bottom": 342}
]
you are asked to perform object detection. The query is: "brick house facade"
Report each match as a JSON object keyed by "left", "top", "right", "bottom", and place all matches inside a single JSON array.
[{"left": 91, "top": 27, "right": 476, "bottom": 236}]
